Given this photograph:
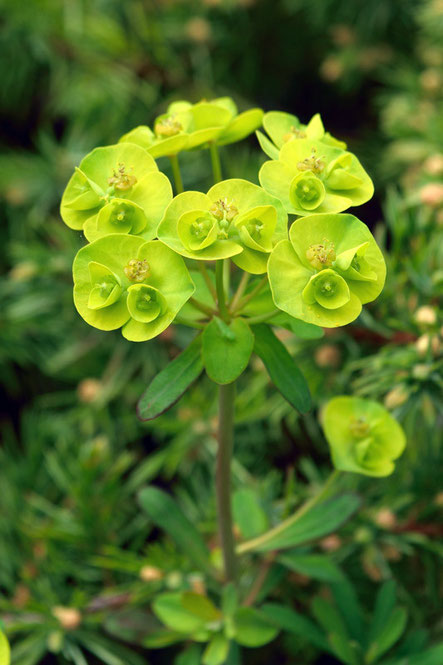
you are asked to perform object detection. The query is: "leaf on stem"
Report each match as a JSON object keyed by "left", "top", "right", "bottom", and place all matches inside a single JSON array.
[
  {"left": 252, "top": 323, "right": 311, "bottom": 413},
  {"left": 202, "top": 318, "right": 254, "bottom": 385},
  {"left": 137, "top": 335, "right": 203, "bottom": 421}
]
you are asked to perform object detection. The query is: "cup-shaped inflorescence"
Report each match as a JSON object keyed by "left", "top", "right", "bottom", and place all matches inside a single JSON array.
[
  {"left": 73, "top": 235, "right": 194, "bottom": 341},
  {"left": 267, "top": 213, "right": 386, "bottom": 327},
  {"left": 257, "top": 111, "right": 346, "bottom": 160},
  {"left": 259, "top": 138, "right": 373, "bottom": 216},
  {"left": 120, "top": 97, "right": 263, "bottom": 158},
  {"left": 60, "top": 144, "right": 172, "bottom": 242},
  {"left": 157, "top": 179, "right": 288, "bottom": 273},
  {"left": 322, "top": 396, "right": 406, "bottom": 476}
]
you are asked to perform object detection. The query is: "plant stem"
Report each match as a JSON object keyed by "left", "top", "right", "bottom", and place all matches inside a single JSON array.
[
  {"left": 209, "top": 141, "right": 222, "bottom": 183},
  {"left": 216, "top": 381, "right": 237, "bottom": 583},
  {"left": 189, "top": 297, "right": 215, "bottom": 318},
  {"left": 198, "top": 262, "right": 218, "bottom": 302},
  {"left": 237, "top": 470, "right": 341, "bottom": 554},
  {"left": 246, "top": 309, "right": 279, "bottom": 325},
  {"left": 229, "top": 273, "right": 250, "bottom": 312},
  {"left": 233, "top": 275, "right": 268, "bottom": 313},
  {"left": 216, "top": 260, "right": 229, "bottom": 321},
  {"left": 169, "top": 154, "right": 184, "bottom": 194},
  {"left": 174, "top": 316, "right": 205, "bottom": 330}
]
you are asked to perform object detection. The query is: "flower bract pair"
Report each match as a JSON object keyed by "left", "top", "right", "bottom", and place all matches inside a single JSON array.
[
  {"left": 260, "top": 137, "right": 374, "bottom": 216},
  {"left": 323, "top": 396, "right": 406, "bottom": 476},
  {"left": 158, "top": 179, "right": 288, "bottom": 274},
  {"left": 268, "top": 213, "right": 386, "bottom": 327},
  {"left": 73, "top": 235, "right": 194, "bottom": 341},
  {"left": 119, "top": 97, "right": 263, "bottom": 158},
  {"left": 60, "top": 144, "right": 172, "bottom": 242}
]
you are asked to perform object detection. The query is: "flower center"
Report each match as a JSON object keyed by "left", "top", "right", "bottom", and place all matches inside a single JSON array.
[
  {"left": 306, "top": 240, "right": 336, "bottom": 270},
  {"left": 297, "top": 148, "right": 325, "bottom": 174},
  {"left": 350, "top": 417, "right": 370, "bottom": 438},
  {"left": 124, "top": 258, "right": 150, "bottom": 282},
  {"left": 210, "top": 198, "right": 239, "bottom": 239},
  {"left": 283, "top": 125, "right": 307, "bottom": 142},
  {"left": 155, "top": 116, "right": 183, "bottom": 138},
  {"left": 108, "top": 163, "right": 137, "bottom": 191}
]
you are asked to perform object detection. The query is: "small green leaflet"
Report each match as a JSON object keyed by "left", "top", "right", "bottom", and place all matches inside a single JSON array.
[
  {"left": 252, "top": 324, "right": 311, "bottom": 413},
  {"left": 233, "top": 608, "right": 279, "bottom": 647},
  {"left": 202, "top": 318, "right": 254, "bottom": 385},
  {"left": 137, "top": 335, "right": 203, "bottom": 420}
]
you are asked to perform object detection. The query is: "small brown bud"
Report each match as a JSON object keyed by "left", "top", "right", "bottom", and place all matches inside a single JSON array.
[
  {"left": 52, "top": 606, "right": 82, "bottom": 630},
  {"left": 139, "top": 565, "right": 163, "bottom": 582},
  {"left": 320, "top": 534, "right": 342, "bottom": 552},
  {"left": 374, "top": 508, "right": 397, "bottom": 530},
  {"left": 415, "top": 305, "right": 437, "bottom": 326},
  {"left": 315, "top": 344, "right": 341, "bottom": 368},
  {"left": 77, "top": 378, "right": 102, "bottom": 403},
  {"left": 420, "top": 183, "right": 443, "bottom": 207}
]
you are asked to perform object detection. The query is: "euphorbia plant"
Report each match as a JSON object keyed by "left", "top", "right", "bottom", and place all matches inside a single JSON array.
[{"left": 58, "top": 99, "right": 406, "bottom": 663}]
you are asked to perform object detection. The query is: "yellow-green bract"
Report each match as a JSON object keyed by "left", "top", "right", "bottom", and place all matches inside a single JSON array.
[
  {"left": 257, "top": 111, "right": 347, "bottom": 160},
  {"left": 60, "top": 143, "right": 172, "bottom": 242},
  {"left": 73, "top": 235, "right": 194, "bottom": 341},
  {"left": 259, "top": 138, "right": 374, "bottom": 215},
  {"left": 119, "top": 97, "right": 263, "bottom": 158},
  {"left": 157, "top": 179, "right": 288, "bottom": 274},
  {"left": 322, "top": 396, "right": 406, "bottom": 477},
  {"left": 267, "top": 213, "right": 386, "bottom": 327}
]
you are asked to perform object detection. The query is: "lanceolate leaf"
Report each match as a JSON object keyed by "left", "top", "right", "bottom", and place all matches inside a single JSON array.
[
  {"left": 252, "top": 324, "right": 311, "bottom": 413},
  {"left": 248, "top": 494, "right": 361, "bottom": 551},
  {"left": 366, "top": 607, "right": 408, "bottom": 664},
  {"left": 137, "top": 335, "right": 203, "bottom": 421},
  {"left": 138, "top": 487, "right": 212, "bottom": 572},
  {"left": 278, "top": 552, "right": 345, "bottom": 584},
  {"left": 261, "top": 603, "right": 329, "bottom": 651}
]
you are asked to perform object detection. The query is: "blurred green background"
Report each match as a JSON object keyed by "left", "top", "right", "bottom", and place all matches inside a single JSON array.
[{"left": 0, "top": 1, "right": 442, "bottom": 664}]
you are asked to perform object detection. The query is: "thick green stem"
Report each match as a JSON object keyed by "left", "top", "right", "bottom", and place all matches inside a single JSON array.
[
  {"left": 216, "top": 260, "right": 229, "bottom": 321},
  {"left": 169, "top": 154, "right": 184, "bottom": 194},
  {"left": 237, "top": 470, "right": 341, "bottom": 554},
  {"left": 209, "top": 142, "right": 222, "bottom": 184},
  {"left": 216, "top": 381, "right": 237, "bottom": 583}
]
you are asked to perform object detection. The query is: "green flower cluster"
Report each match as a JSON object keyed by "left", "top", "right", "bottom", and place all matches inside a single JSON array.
[
  {"left": 119, "top": 97, "right": 263, "bottom": 158},
  {"left": 322, "top": 396, "right": 406, "bottom": 476},
  {"left": 268, "top": 213, "right": 386, "bottom": 327},
  {"left": 257, "top": 110, "right": 373, "bottom": 216},
  {"left": 60, "top": 99, "right": 386, "bottom": 342}
]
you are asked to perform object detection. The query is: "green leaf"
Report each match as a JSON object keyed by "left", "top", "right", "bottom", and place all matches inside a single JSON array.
[
  {"left": 261, "top": 603, "right": 329, "bottom": 651},
  {"left": 252, "top": 323, "right": 311, "bottom": 413},
  {"left": 152, "top": 593, "right": 206, "bottom": 634},
  {"left": 250, "top": 494, "right": 361, "bottom": 551},
  {"left": 369, "top": 580, "right": 398, "bottom": 645},
  {"left": 278, "top": 552, "right": 345, "bottom": 583},
  {"left": 233, "top": 488, "right": 269, "bottom": 539},
  {"left": 329, "top": 631, "right": 360, "bottom": 665},
  {"left": 0, "top": 631, "right": 10, "bottom": 665},
  {"left": 202, "top": 634, "right": 230, "bottom": 665},
  {"left": 181, "top": 593, "right": 221, "bottom": 623},
  {"left": 330, "top": 577, "right": 364, "bottom": 643},
  {"left": 137, "top": 336, "right": 203, "bottom": 420},
  {"left": 366, "top": 607, "right": 408, "bottom": 663},
  {"left": 233, "top": 608, "right": 279, "bottom": 647},
  {"left": 138, "top": 487, "right": 211, "bottom": 572},
  {"left": 406, "top": 645, "right": 443, "bottom": 665},
  {"left": 202, "top": 318, "right": 254, "bottom": 385},
  {"left": 175, "top": 645, "right": 203, "bottom": 665}
]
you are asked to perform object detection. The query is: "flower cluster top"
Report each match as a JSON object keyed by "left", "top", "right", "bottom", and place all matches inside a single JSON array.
[{"left": 60, "top": 97, "right": 385, "bottom": 340}]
